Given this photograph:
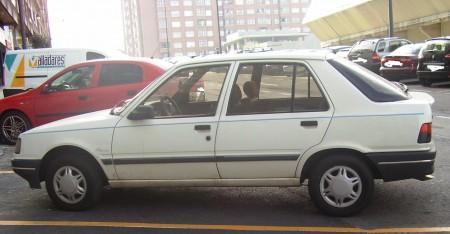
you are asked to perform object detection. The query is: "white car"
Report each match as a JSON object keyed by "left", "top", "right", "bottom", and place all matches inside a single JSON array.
[{"left": 12, "top": 51, "right": 436, "bottom": 216}]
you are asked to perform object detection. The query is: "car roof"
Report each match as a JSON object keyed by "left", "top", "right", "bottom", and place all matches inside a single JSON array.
[
  {"left": 72, "top": 58, "right": 173, "bottom": 69},
  {"left": 175, "top": 50, "right": 330, "bottom": 66},
  {"left": 428, "top": 36, "right": 450, "bottom": 41}
]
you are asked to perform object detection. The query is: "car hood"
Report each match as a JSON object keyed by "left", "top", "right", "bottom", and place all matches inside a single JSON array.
[{"left": 22, "top": 109, "right": 122, "bottom": 135}]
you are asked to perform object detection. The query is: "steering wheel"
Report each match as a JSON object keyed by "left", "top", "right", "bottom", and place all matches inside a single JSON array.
[
  {"left": 56, "top": 81, "right": 72, "bottom": 91},
  {"left": 159, "top": 96, "right": 181, "bottom": 116}
]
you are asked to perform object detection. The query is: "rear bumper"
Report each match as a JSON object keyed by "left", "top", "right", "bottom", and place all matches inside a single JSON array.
[
  {"left": 11, "top": 159, "right": 41, "bottom": 189},
  {"left": 380, "top": 68, "right": 417, "bottom": 80},
  {"left": 417, "top": 71, "right": 450, "bottom": 82},
  {"left": 367, "top": 150, "right": 435, "bottom": 182}
]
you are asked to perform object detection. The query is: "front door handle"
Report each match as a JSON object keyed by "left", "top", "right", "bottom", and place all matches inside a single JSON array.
[
  {"left": 78, "top": 95, "right": 88, "bottom": 101},
  {"left": 194, "top": 125, "right": 211, "bottom": 131},
  {"left": 301, "top": 120, "right": 318, "bottom": 127}
]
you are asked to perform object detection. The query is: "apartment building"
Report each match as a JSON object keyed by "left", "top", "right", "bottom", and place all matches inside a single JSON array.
[{"left": 122, "top": 0, "right": 312, "bottom": 58}]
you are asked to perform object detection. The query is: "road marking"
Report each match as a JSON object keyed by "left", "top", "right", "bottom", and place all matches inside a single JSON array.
[
  {"left": 436, "top": 115, "right": 450, "bottom": 120},
  {"left": 0, "top": 170, "right": 14, "bottom": 174},
  {"left": 0, "top": 220, "right": 449, "bottom": 233}
]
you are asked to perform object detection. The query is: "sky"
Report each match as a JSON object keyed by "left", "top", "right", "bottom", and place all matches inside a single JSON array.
[{"left": 47, "top": 0, "right": 124, "bottom": 51}]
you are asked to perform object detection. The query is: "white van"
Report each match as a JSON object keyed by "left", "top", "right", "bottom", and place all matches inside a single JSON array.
[{"left": 1, "top": 48, "right": 126, "bottom": 97}]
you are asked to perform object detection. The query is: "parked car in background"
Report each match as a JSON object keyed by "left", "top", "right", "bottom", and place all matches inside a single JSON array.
[
  {"left": 380, "top": 43, "right": 424, "bottom": 81},
  {"left": 13, "top": 51, "right": 435, "bottom": 216},
  {"left": 1, "top": 48, "right": 127, "bottom": 98},
  {"left": 348, "top": 37, "right": 412, "bottom": 73},
  {"left": 324, "top": 46, "right": 351, "bottom": 59},
  {"left": 417, "top": 36, "right": 450, "bottom": 86},
  {"left": 0, "top": 59, "right": 170, "bottom": 144}
]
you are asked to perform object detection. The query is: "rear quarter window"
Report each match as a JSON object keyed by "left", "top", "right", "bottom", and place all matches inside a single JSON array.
[{"left": 328, "top": 58, "right": 409, "bottom": 102}]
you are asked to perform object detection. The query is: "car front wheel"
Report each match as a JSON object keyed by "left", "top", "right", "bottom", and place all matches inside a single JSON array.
[
  {"left": 308, "top": 155, "right": 374, "bottom": 216},
  {"left": 45, "top": 156, "right": 103, "bottom": 211}
]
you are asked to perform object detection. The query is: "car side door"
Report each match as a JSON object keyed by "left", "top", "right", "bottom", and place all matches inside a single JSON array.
[
  {"left": 215, "top": 61, "right": 333, "bottom": 179},
  {"left": 111, "top": 62, "right": 233, "bottom": 180},
  {"left": 34, "top": 64, "right": 98, "bottom": 125}
]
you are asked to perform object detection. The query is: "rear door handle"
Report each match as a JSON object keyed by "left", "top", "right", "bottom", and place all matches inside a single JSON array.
[
  {"left": 301, "top": 120, "right": 318, "bottom": 127},
  {"left": 78, "top": 95, "right": 88, "bottom": 101},
  {"left": 194, "top": 125, "right": 211, "bottom": 131}
]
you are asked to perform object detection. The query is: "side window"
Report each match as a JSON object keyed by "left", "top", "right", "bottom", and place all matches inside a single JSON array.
[
  {"left": 98, "top": 64, "right": 143, "bottom": 86},
  {"left": 377, "top": 42, "right": 386, "bottom": 52},
  {"left": 139, "top": 64, "right": 229, "bottom": 118},
  {"left": 86, "top": 52, "right": 106, "bottom": 60},
  {"left": 227, "top": 63, "right": 328, "bottom": 115},
  {"left": 387, "top": 41, "right": 402, "bottom": 52},
  {"left": 48, "top": 66, "right": 94, "bottom": 92},
  {"left": 294, "top": 65, "right": 329, "bottom": 112}
]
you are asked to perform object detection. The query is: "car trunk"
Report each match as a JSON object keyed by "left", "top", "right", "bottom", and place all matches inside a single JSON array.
[{"left": 419, "top": 40, "right": 450, "bottom": 72}]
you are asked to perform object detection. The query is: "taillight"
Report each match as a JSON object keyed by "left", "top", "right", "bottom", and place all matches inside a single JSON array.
[
  {"left": 418, "top": 123, "right": 432, "bottom": 143},
  {"left": 445, "top": 54, "right": 450, "bottom": 59},
  {"left": 372, "top": 52, "right": 380, "bottom": 63}
]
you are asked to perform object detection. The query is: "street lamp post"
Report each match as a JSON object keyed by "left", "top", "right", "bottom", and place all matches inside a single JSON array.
[{"left": 388, "top": 0, "right": 394, "bottom": 37}]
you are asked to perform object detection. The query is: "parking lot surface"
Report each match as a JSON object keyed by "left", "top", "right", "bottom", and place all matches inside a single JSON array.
[{"left": 1, "top": 81, "right": 450, "bottom": 233}]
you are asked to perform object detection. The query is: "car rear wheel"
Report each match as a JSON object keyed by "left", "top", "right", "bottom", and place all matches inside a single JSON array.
[
  {"left": 45, "top": 156, "right": 103, "bottom": 211},
  {"left": 308, "top": 155, "right": 374, "bottom": 216},
  {"left": 420, "top": 78, "right": 432, "bottom": 87},
  {"left": 0, "top": 111, "right": 31, "bottom": 145}
]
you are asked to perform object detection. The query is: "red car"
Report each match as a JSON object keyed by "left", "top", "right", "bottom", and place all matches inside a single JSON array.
[
  {"left": 380, "top": 43, "right": 424, "bottom": 81},
  {"left": 0, "top": 59, "right": 170, "bottom": 144}
]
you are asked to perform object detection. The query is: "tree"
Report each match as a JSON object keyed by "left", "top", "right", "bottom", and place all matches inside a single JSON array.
[{"left": 31, "top": 34, "right": 51, "bottom": 48}]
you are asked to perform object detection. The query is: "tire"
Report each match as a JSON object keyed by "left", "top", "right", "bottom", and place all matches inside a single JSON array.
[
  {"left": 45, "top": 156, "right": 103, "bottom": 211},
  {"left": 0, "top": 111, "right": 32, "bottom": 145},
  {"left": 308, "top": 155, "right": 374, "bottom": 217},
  {"left": 420, "top": 78, "right": 432, "bottom": 87}
]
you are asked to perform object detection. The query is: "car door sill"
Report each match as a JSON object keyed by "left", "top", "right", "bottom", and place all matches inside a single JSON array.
[{"left": 108, "top": 178, "right": 300, "bottom": 188}]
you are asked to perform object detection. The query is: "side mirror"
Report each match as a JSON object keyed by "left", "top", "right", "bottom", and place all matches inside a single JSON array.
[{"left": 127, "top": 105, "right": 155, "bottom": 120}]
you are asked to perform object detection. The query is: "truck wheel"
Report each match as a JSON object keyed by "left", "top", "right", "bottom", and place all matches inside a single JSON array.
[
  {"left": 308, "top": 155, "right": 374, "bottom": 216},
  {"left": 0, "top": 111, "right": 31, "bottom": 145},
  {"left": 45, "top": 156, "right": 103, "bottom": 211}
]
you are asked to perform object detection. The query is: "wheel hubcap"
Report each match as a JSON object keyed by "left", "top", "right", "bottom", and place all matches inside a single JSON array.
[
  {"left": 53, "top": 166, "right": 87, "bottom": 204},
  {"left": 2, "top": 115, "right": 27, "bottom": 142},
  {"left": 320, "top": 166, "right": 362, "bottom": 208}
]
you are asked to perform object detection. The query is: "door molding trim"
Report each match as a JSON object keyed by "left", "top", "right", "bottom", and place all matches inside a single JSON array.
[
  {"left": 108, "top": 178, "right": 300, "bottom": 188},
  {"left": 103, "top": 154, "right": 300, "bottom": 165}
]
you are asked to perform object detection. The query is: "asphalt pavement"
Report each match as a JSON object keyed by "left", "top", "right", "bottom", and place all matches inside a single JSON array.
[{"left": 0, "top": 81, "right": 450, "bottom": 233}]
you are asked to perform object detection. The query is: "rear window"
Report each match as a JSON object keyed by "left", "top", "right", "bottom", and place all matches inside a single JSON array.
[
  {"left": 328, "top": 58, "right": 409, "bottom": 102},
  {"left": 391, "top": 44, "right": 423, "bottom": 56},
  {"left": 98, "top": 64, "right": 143, "bottom": 86},
  {"left": 86, "top": 52, "right": 106, "bottom": 60},
  {"left": 423, "top": 40, "right": 450, "bottom": 54},
  {"left": 350, "top": 40, "right": 377, "bottom": 53}
]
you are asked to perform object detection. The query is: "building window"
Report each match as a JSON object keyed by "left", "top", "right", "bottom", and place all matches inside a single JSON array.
[
  {"left": 170, "top": 0, "right": 179, "bottom": 6},
  {"left": 207, "top": 41, "right": 214, "bottom": 47},
  {"left": 186, "top": 31, "right": 195, "bottom": 37},
  {"left": 185, "top": 21, "right": 194, "bottom": 27},
  {"left": 184, "top": 10, "right": 193, "bottom": 16},
  {"left": 173, "top": 32, "right": 181, "bottom": 38},
  {"left": 199, "top": 40, "right": 208, "bottom": 47},
  {"left": 186, "top": 41, "right": 196, "bottom": 48},
  {"left": 174, "top": 42, "right": 183, "bottom": 49},
  {"left": 171, "top": 11, "right": 180, "bottom": 17},
  {"left": 184, "top": 0, "right": 193, "bottom": 6},
  {"left": 172, "top": 21, "right": 181, "bottom": 27}
]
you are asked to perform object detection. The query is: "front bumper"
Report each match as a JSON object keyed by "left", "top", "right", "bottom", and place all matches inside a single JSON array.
[
  {"left": 367, "top": 150, "right": 435, "bottom": 182},
  {"left": 11, "top": 159, "right": 41, "bottom": 189}
]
